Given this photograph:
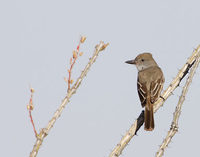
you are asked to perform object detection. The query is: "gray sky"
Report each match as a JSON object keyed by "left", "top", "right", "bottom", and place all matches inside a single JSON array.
[{"left": 1, "top": 0, "right": 200, "bottom": 156}]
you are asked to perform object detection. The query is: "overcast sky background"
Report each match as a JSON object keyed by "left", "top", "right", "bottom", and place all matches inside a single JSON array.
[{"left": 1, "top": 0, "right": 200, "bottom": 157}]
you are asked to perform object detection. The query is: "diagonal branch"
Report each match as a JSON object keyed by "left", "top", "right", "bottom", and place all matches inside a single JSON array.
[
  {"left": 30, "top": 41, "right": 109, "bottom": 157},
  {"left": 155, "top": 49, "right": 200, "bottom": 157},
  {"left": 109, "top": 45, "right": 200, "bottom": 157}
]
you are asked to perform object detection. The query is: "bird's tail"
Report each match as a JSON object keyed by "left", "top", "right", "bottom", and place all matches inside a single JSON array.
[{"left": 144, "top": 99, "right": 154, "bottom": 131}]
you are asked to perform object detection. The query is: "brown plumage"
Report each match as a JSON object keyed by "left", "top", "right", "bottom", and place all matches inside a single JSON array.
[{"left": 126, "top": 53, "right": 164, "bottom": 131}]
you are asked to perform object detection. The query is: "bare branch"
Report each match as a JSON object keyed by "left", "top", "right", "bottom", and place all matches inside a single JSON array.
[
  {"left": 30, "top": 41, "right": 109, "bottom": 157},
  {"left": 66, "top": 36, "right": 86, "bottom": 92},
  {"left": 27, "top": 88, "right": 38, "bottom": 137},
  {"left": 109, "top": 45, "right": 200, "bottom": 157},
  {"left": 156, "top": 48, "right": 200, "bottom": 157}
]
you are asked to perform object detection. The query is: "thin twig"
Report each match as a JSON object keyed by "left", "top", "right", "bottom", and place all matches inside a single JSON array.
[
  {"left": 29, "top": 110, "right": 37, "bottom": 137},
  {"left": 30, "top": 41, "right": 108, "bottom": 157},
  {"left": 109, "top": 45, "right": 200, "bottom": 157},
  {"left": 156, "top": 49, "right": 200, "bottom": 157},
  {"left": 67, "top": 51, "right": 78, "bottom": 91},
  {"left": 67, "top": 39, "right": 81, "bottom": 91},
  {"left": 27, "top": 88, "right": 38, "bottom": 137}
]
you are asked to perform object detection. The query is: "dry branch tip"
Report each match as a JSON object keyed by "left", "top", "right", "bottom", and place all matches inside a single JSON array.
[{"left": 27, "top": 87, "right": 38, "bottom": 138}]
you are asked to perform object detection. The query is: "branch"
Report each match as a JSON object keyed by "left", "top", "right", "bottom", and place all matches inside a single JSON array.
[
  {"left": 27, "top": 88, "right": 38, "bottom": 137},
  {"left": 109, "top": 45, "right": 200, "bottom": 157},
  {"left": 30, "top": 41, "right": 109, "bottom": 157},
  {"left": 66, "top": 36, "right": 86, "bottom": 92},
  {"left": 156, "top": 49, "right": 200, "bottom": 157}
]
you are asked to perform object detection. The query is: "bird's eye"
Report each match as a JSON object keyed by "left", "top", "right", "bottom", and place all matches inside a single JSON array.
[{"left": 141, "top": 59, "right": 144, "bottom": 62}]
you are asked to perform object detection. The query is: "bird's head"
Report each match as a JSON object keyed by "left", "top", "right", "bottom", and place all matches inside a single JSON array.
[{"left": 125, "top": 53, "right": 157, "bottom": 71}]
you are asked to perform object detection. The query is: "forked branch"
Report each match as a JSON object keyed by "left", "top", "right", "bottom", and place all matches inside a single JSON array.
[
  {"left": 29, "top": 41, "right": 109, "bottom": 157},
  {"left": 156, "top": 49, "right": 200, "bottom": 157}
]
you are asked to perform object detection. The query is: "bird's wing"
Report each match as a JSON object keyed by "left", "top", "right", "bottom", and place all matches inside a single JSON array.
[
  {"left": 150, "top": 77, "right": 164, "bottom": 103},
  {"left": 137, "top": 79, "right": 147, "bottom": 108}
]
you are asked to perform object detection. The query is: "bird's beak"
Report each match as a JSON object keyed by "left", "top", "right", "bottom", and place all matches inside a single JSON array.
[{"left": 125, "top": 59, "right": 136, "bottom": 64}]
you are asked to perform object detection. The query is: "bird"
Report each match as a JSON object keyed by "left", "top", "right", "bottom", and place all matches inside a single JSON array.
[{"left": 125, "top": 53, "right": 164, "bottom": 131}]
